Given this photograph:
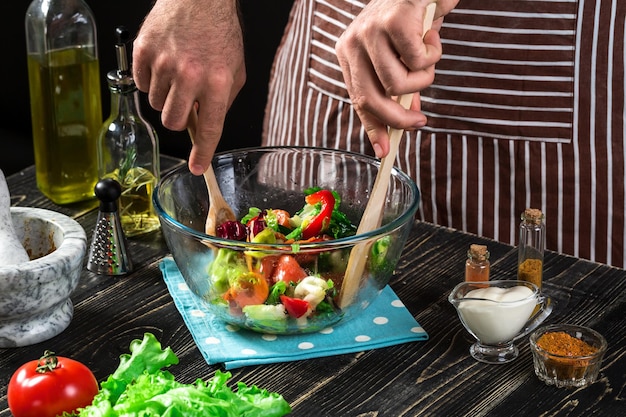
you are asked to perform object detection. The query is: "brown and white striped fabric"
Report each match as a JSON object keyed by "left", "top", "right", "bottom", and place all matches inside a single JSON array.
[{"left": 262, "top": 0, "right": 626, "bottom": 268}]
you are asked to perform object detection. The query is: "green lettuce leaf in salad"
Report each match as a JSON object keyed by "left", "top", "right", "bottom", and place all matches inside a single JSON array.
[
  {"left": 326, "top": 190, "right": 357, "bottom": 239},
  {"left": 207, "top": 248, "right": 249, "bottom": 297},
  {"left": 71, "top": 333, "right": 291, "bottom": 417},
  {"left": 241, "top": 207, "right": 262, "bottom": 225},
  {"left": 370, "top": 236, "right": 392, "bottom": 273},
  {"left": 266, "top": 280, "right": 289, "bottom": 305},
  {"left": 242, "top": 304, "right": 289, "bottom": 332}
]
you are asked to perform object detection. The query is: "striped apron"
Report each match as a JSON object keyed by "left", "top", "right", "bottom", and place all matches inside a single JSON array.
[{"left": 262, "top": 0, "right": 626, "bottom": 268}]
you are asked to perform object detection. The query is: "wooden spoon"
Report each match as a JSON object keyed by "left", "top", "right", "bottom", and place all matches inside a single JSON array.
[
  {"left": 186, "top": 110, "right": 236, "bottom": 236},
  {"left": 338, "top": 3, "right": 436, "bottom": 308}
]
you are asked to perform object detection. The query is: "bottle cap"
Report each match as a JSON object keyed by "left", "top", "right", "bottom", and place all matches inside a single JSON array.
[
  {"left": 469, "top": 244, "right": 489, "bottom": 260},
  {"left": 106, "top": 26, "right": 136, "bottom": 93},
  {"left": 522, "top": 208, "right": 544, "bottom": 224}
]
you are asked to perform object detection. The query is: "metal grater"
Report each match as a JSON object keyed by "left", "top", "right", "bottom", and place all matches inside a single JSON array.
[{"left": 87, "top": 178, "right": 132, "bottom": 275}]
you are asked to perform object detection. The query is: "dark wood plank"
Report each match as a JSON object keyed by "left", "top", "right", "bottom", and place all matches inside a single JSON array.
[{"left": 0, "top": 160, "right": 623, "bottom": 416}]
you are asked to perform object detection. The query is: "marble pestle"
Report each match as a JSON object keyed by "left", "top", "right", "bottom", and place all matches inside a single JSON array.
[{"left": 0, "top": 170, "right": 29, "bottom": 265}]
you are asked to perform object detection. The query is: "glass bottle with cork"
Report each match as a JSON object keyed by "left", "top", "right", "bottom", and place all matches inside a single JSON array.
[
  {"left": 517, "top": 208, "right": 545, "bottom": 288},
  {"left": 465, "top": 244, "right": 490, "bottom": 282},
  {"left": 25, "top": 0, "right": 103, "bottom": 204},
  {"left": 97, "top": 26, "right": 160, "bottom": 237}
]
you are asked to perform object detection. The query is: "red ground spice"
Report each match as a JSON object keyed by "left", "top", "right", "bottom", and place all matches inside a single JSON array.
[
  {"left": 536, "top": 331, "right": 599, "bottom": 379},
  {"left": 537, "top": 331, "right": 597, "bottom": 357}
]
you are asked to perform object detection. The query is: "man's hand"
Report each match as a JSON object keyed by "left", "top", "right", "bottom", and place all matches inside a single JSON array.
[
  {"left": 133, "top": 0, "right": 246, "bottom": 175},
  {"left": 335, "top": 0, "right": 459, "bottom": 158}
]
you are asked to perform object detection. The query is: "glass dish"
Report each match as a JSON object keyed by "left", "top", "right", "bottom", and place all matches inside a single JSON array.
[
  {"left": 449, "top": 280, "right": 552, "bottom": 364},
  {"left": 154, "top": 146, "right": 420, "bottom": 334},
  {"left": 529, "top": 324, "right": 607, "bottom": 388}
]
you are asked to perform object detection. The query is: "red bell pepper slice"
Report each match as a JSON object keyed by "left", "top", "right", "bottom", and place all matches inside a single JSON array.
[
  {"left": 301, "top": 189, "right": 335, "bottom": 239},
  {"left": 280, "top": 295, "right": 310, "bottom": 318}
]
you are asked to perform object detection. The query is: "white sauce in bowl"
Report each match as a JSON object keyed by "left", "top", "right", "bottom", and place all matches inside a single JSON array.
[{"left": 457, "top": 286, "right": 537, "bottom": 344}]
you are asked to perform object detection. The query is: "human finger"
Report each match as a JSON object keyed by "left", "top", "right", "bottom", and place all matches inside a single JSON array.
[
  {"left": 337, "top": 38, "right": 427, "bottom": 157},
  {"left": 131, "top": 39, "right": 152, "bottom": 93},
  {"left": 365, "top": 6, "right": 440, "bottom": 96},
  {"left": 187, "top": 99, "right": 227, "bottom": 175}
]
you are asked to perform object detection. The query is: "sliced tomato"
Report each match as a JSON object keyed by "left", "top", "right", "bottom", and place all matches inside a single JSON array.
[
  {"left": 258, "top": 255, "right": 279, "bottom": 281},
  {"left": 271, "top": 255, "right": 308, "bottom": 284},
  {"left": 223, "top": 272, "right": 269, "bottom": 308},
  {"left": 280, "top": 295, "right": 310, "bottom": 318}
]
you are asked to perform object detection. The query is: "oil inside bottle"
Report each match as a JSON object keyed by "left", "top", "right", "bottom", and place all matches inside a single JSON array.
[
  {"left": 105, "top": 166, "right": 160, "bottom": 237},
  {"left": 27, "top": 47, "right": 102, "bottom": 204}
]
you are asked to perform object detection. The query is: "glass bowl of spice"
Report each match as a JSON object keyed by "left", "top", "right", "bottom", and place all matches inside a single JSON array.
[{"left": 529, "top": 324, "right": 607, "bottom": 388}]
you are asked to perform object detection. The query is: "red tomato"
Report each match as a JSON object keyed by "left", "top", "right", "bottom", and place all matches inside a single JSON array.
[
  {"left": 280, "top": 295, "right": 311, "bottom": 318},
  {"left": 259, "top": 255, "right": 279, "bottom": 281},
  {"left": 8, "top": 350, "right": 99, "bottom": 417},
  {"left": 271, "top": 255, "right": 308, "bottom": 284}
]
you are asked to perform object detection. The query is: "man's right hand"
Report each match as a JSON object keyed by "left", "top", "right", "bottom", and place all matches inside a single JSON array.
[{"left": 132, "top": 0, "right": 246, "bottom": 175}]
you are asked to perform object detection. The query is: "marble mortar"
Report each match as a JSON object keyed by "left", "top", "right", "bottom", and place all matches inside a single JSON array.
[{"left": 0, "top": 207, "right": 87, "bottom": 348}]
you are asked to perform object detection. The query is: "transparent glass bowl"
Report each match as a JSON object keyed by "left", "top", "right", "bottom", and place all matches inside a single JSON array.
[
  {"left": 154, "top": 146, "right": 420, "bottom": 334},
  {"left": 529, "top": 324, "right": 607, "bottom": 388}
]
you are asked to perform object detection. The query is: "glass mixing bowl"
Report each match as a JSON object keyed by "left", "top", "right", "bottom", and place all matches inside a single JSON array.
[{"left": 154, "top": 146, "right": 420, "bottom": 334}]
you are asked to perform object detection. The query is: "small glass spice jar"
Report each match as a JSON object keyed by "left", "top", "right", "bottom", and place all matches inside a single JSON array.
[
  {"left": 517, "top": 208, "right": 545, "bottom": 288},
  {"left": 465, "top": 244, "right": 490, "bottom": 282}
]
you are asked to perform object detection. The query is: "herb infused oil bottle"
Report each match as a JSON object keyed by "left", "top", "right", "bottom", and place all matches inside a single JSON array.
[
  {"left": 97, "top": 27, "right": 160, "bottom": 237},
  {"left": 25, "top": 0, "right": 102, "bottom": 204}
]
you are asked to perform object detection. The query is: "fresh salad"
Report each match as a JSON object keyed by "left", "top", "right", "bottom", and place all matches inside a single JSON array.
[{"left": 207, "top": 187, "right": 379, "bottom": 332}]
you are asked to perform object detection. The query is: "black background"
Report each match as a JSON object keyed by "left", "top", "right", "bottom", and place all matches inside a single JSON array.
[{"left": 1, "top": 0, "right": 294, "bottom": 175}]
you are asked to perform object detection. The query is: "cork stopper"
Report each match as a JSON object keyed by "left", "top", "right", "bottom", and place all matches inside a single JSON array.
[
  {"left": 522, "top": 208, "right": 544, "bottom": 225},
  {"left": 468, "top": 244, "right": 489, "bottom": 261}
]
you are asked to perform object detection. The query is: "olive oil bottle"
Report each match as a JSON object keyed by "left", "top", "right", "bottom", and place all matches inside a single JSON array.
[
  {"left": 97, "top": 27, "right": 160, "bottom": 237},
  {"left": 25, "top": 0, "right": 102, "bottom": 204}
]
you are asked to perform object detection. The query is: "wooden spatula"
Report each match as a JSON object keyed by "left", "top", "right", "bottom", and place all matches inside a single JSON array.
[
  {"left": 187, "top": 110, "right": 236, "bottom": 236},
  {"left": 338, "top": 2, "right": 436, "bottom": 308}
]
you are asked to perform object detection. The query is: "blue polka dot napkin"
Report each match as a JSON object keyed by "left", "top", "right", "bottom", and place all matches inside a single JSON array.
[{"left": 159, "top": 257, "right": 428, "bottom": 369}]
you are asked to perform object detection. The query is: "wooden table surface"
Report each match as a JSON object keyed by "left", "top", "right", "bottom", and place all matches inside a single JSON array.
[{"left": 1, "top": 156, "right": 624, "bottom": 416}]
